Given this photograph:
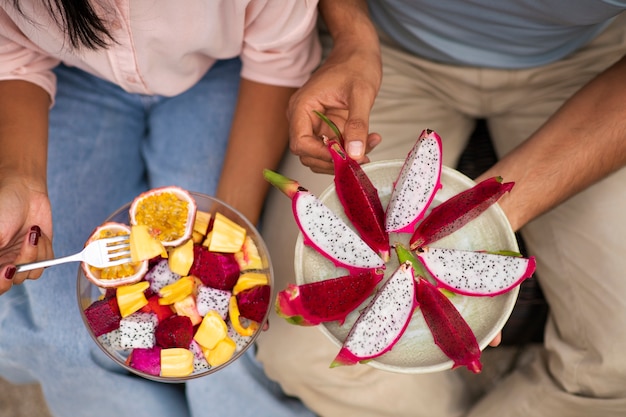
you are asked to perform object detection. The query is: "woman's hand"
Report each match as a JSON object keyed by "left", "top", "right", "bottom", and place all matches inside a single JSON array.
[{"left": 0, "top": 178, "right": 53, "bottom": 295}]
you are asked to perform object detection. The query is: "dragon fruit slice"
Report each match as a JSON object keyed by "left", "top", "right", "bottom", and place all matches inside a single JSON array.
[
  {"left": 276, "top": 270, "right": 384, "bottom": 326},
  {"left": 417, "top": 246, "right": 536, "bottom": 296},
  {"left": 385, "top": 129, "right": 443, "bottom": 234},
  {"left": 331, "top": 262, "right": 417, "bottom": 367},
  {"left": 314, "top": 111, "right": 390, "bottom": 262},
  {"left": 416, "top": 276, "right": 482, "bottom": 373},
  {"left": 326, "top": 137, "right": 390, "bottom": 261},
  {"left": 263, "top": 169, "right": 385, "bottom": 273},
  {"left": 410, "top": 176, "right": 514, "bottom": 249}
]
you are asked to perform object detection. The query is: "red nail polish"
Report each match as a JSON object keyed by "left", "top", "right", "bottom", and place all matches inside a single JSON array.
[
  {"left": 29, "top": 225, "right": 41, "bottom": 246},
  {"left": 5, "top": 266, "right": 15, "bottom": 280}
]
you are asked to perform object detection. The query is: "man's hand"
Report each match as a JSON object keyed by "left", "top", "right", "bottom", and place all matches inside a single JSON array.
[{"left": 287, "top": 0, "right": 383, "bottom": 174}]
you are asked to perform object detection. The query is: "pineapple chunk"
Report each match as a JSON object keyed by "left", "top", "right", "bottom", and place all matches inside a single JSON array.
[
  {"left": 194, "top": 310, "right": 228, "bottom": 349},
  {"left": 158, "top": 276, "right": 194, "bottom": 305},
  {"left": 160, "top": 348, "right": 194, "bottom": 377},
  {"left": 193, "top": 210, "right": 212, "bottom": 236},
  {"left": 204, "top": 336, "right": 236, "bottom": 367},
  {"left": 168, "top": 239, "right": 194, "bottom": 276},
  {"left": 232, "top": 272, "right": 269, "bottom": 295},
  {"left": 208, "top": 213, "right": 246, "bottom": 253},
  {"left": 228, "top": 295, "right": 259, "bottom": 337},
  {"left": 117, "top": 281, "right": 150, "bottom": 317}
]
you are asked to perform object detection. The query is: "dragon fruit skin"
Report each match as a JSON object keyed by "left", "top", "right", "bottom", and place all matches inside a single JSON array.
[
  {"left": 385, "top": 129, "right": 443, "bottom": 234},
  {"left": 119, "top": 312, "right": 158, "bottom": 349},
  {"left": 331, "top": 262, "right": 418, "bottom": 367},
  {"left": 128, "top": 346, "right": 162, "bottom": 376},
  {"left": 325, "top": 137, "right": 390, "bottom": 262},
  {"left": 417, "top": 246, "right": 536, "bottom": 296},
  {"left": 416, "top": 276, "right": 482, "bottom": 373},
  {"left": 410, "top": 176, "right": 514, "bottom": 250},
  {"left": 276, "top": 270, "right": 384, "bottom": 326},
  {"left": 263, "top": 169, "right": 385, "bottom": 273}
]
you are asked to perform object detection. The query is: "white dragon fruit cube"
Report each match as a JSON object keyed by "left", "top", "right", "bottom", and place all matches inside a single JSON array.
[
  {"left": 196, "top": 285, "right": 231, "bottom": 319},
  {"left": 97, "top": 328, "right": 126, "bottom": 352},
  {"left": 119, "top": 312, "right": 158, "bottom": 349},
  {"left": 145, "top": 259, "right": 181, "bottom": 293},
  {"left": 189, "top": 340, "right": 210, "bottom": 372}
]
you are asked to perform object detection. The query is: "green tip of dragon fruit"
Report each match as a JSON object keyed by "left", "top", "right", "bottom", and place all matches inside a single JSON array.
[
  {"left": 394, "top": 242, "right": 427, "bottom": 277},
  {"left": 314, "top": 110, "right": 343, "bottom": 143},
  {"left": 263, "top": 169, "right": 303, "bottom": 199}
]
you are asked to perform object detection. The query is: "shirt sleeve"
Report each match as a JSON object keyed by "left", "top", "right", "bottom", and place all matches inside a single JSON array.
[
  {"left": 239, "top": 0, "right": 322, "bottom": 88},
  {"left": 0, "top": 10, "right": 60, "bottom": 100}
]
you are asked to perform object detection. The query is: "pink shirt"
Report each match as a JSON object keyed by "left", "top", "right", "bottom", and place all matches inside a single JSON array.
[{"left": 0, "top": 0, "right": 321, "bottom": 100}]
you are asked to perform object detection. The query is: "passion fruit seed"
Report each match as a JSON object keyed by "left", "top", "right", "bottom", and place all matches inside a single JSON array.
[{"left": 134, "top": 192, "right": 190, "bottom": 242}]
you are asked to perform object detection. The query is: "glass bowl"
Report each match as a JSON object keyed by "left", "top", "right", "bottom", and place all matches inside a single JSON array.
[
  {"left": 77, "top": 192, "right": 273, "bottom": 382},
  {"left": 294, "top": 160, "right": 520, "bottom": 373}
]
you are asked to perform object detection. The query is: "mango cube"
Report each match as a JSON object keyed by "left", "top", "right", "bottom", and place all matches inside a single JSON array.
[
  {"left": 194, "top": 310, "right": 228, "bottom": 349},
  {"left": 158, "top": 276, "right": 194, "bottom": 305},
  {"left": 160, "top": 348, "right": 194, "bottom": 377},
  {"left": 168, "top": 239, "right": 194, "bottom": 276},
  {"left": 204, "top": 336, "right": 237, "bottom": 367},
  {"left": 117, "top": 281, "right": 150, "bottom": 317}
]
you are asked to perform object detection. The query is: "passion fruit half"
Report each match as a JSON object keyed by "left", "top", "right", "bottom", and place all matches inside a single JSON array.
[
  {"left": 129, "top": 185, "right": 197, "bottom": 247},
  {"left": 81, "top": 222, "right": 149, "bottom": 288}
]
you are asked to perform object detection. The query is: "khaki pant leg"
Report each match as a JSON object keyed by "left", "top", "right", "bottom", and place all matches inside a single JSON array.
[{"left": 467, "top": 13, "right": 626, "bottom": 417}]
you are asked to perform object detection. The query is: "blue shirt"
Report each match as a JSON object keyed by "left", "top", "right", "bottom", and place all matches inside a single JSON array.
[{"left": 368, "top": 0, "right": 626, "bottom": 68}]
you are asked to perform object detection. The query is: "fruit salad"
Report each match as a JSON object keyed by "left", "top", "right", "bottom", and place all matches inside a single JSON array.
[{"left": 80, "top": 187, "right": 271, "bottom": 379}]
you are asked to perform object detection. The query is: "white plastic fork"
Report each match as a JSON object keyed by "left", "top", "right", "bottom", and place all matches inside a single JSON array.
[{"left": 15, "top": 234, "right": 132, "bottom": 272}]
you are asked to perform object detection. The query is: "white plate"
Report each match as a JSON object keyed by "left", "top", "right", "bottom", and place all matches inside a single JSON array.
[{"left": 294, "top": 160, "right": 519, "bottom": 373}]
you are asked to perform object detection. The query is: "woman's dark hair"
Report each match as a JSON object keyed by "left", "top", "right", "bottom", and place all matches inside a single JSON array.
[{"left": 13, "top": 0, "right": 114, "bottom": 49}]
